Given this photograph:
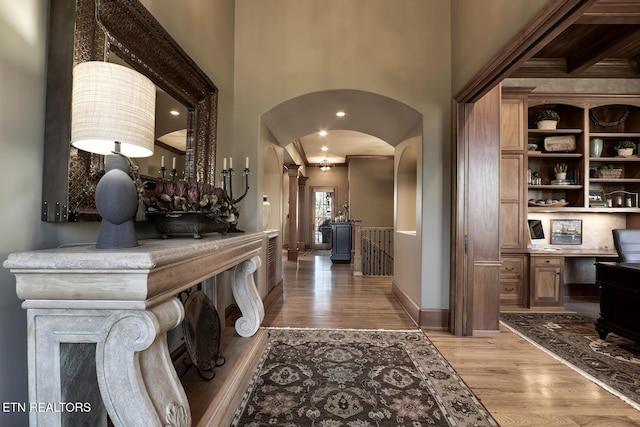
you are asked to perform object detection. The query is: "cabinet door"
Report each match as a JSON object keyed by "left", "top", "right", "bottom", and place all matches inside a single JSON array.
[
  {"left": 500, "top": 154, "right": 525, "bottom": 249},
  {"left": 531, "top": 257, "right": 563, "bottom": 306},
  {"left": 331, "top": 224, "right": 352, "bottom": 262},
  {"left": 501, "top": 98, "right": 525, "bottom": 150}
]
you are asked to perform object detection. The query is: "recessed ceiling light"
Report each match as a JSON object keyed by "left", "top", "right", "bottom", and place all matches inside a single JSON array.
[
  {"left": 319, "top": 130, "right": 328, "bottom": 136},
  {"left": 336, "top": 111, "right": 346, "bottom": 117},
  {"left": 321, "top": 146, "right": 328, "bottom": 151},
  {"left": 170, "top": 110, "right": 180, "bottom": 116}
]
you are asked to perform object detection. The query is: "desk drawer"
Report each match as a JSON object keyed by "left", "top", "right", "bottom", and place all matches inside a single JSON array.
[
  {"left": 501, "top": 279, "right": 523, "bottom": 296},
  {"left": 533, "top": 256, "right": 563, "bottom": 267},
  {"left": 501, "top": 256, "right": 524, "bottom": 278},
  {"left": 500, "top": 279, "right": 525, "bottom": 305}
]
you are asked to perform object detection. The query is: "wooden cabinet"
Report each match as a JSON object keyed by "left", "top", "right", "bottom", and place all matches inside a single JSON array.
[
  {"left": 501, "top": 154, "right": 525, "bottom": 249},
  {"left": 527, "top": 94, "right": 640, "bottom": 213},
  {"left": 500, "top": 89, "right": 529, "bottom": 308},
  {"left": 501, "top": 96, "right": 526, "bottom": 150},
  {"left": 500, "top": 255, "right": 527, "bottom": 306},
  {"left": 530, "top": 256, "right": 564, "bottom": 307},
  {"left": 527, "top": 100, "right": 585, "bottom": 209},
  {"left": 500, "top": 91, "right": 640, "bottom": 310},
  {"left": 588, "top": 102, "right": 640, "bottom": 210},
  {"left": 330, "top": 223, "right": 352, "bottom": 263},
  {"left": 500, "top": 91, "right": 528, "bottom": 249}
]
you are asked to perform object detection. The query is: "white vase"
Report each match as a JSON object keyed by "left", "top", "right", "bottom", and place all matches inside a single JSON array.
[
  {"left": 262, "top": 195, "right": 271, "bottom": 231},
  {"left": 555, "top": 172, "right": 567, "bottom": 180}
]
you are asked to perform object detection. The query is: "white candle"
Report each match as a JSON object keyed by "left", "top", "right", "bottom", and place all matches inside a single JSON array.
[
  {"left": 223, "top": 157, "right": 227, "bottom": 170},
  {"left": 245, "top": 157, "right": 249, "bottom": 169},
  {"left": 229, "top": 157, "right": 233, "bottom": 169},
  {"left": 172, "top": 157, "right": 176, "bottom": 169},
  {"left": 161, "top": 156, "right": 165, "bottom": 167}
]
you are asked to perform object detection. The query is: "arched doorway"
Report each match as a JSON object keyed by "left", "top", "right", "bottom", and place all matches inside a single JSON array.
[{"left": 260, "top": 89, "right": 425, "bottom": 325}]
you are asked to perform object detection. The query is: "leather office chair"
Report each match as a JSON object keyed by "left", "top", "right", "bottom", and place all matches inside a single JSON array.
[{"left": 612, "top": 229, "right": 640, "bottom": 262}]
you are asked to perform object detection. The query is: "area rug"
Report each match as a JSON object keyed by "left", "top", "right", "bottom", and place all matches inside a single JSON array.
[
  {"left": 500, "top": 312, "right": 640, "bottom": 410},
  {"left": 231, "top": 328, "right": 498, "bottom": 426}
]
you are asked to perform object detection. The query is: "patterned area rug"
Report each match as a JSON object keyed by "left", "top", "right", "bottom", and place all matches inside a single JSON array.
[
  {"left": 231, "top": 328, "right": 498, "bottom": 426},
  {"left": 500, "top": 312, "right": 640, "bottom": 410}
]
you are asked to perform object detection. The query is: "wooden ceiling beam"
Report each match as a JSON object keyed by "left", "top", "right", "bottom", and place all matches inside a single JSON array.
[
  {"left": 578, "top": 0, "right": 640, "bottom": 24},
  {"left": 566, "top": 27, "right": 640, "bottom": 74},
  {"left": 512, "top": 58, "right": 639, "bottom": 78}
]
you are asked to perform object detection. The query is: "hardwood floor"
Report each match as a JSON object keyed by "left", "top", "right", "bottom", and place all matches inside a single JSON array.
[
  {"left": 189, "top": 250, "right": 640, "bottom": 426},
  {"left": 264, "top": 251, "right": 640, "bottom": 426},
  {"left": 262, "top": 250, "right": 416, "bottom": 330}
]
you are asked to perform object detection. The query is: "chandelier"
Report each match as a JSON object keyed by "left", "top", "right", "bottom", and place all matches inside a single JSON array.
[{"left": 319, "top": 159, "right": 333, "bottom": 172}]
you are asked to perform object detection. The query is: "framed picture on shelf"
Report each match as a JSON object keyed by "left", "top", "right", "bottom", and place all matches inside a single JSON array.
[{"left": 551, "top": 219, "right": 582, "bottom": 245}]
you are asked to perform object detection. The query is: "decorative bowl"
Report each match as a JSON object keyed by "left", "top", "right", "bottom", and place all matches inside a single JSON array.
[
  {"left": 150, "top": 211, "right": 230, "bottom": 239},
  {"left": 528, "top": 199, "right": 569, "bottom": 208},
  {"left": 528, "top": 143, "right": 538, "bottom": 151}
]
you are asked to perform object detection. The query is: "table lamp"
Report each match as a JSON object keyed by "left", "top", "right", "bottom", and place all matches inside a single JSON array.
[{"left": 71, "top": 61, "right": 156, "bottom": 248}]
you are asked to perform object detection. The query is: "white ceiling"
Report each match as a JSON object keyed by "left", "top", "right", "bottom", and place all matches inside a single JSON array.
[
  {"left": 262, "top": 89, "right": 422, "bottom": 166},
  {"left": 153, "top": 88, "right": 420, "bottom": 162},
  {"left": 155, "top": 90, "right": 188, "bottom": 151},
  {"left": 295, "top": 130, "right": 393, "bottom": 164}
]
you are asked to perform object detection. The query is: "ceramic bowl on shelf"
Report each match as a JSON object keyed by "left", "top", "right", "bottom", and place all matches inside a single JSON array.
[{"left": 528, "top": 143, "right": 538, "bottom": 151}]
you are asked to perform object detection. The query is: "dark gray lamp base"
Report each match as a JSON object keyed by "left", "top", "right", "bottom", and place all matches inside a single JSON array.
[{"left": 95, "top": 154, "right": 139, "bottom": 249}]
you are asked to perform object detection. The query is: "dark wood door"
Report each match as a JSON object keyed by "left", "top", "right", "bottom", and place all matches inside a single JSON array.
[{"left": 451, "top": 86, "right": 501, "bottom": 335}]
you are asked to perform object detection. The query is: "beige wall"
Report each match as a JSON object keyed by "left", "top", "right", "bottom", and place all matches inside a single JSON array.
[
  {"left": 141, "top": 0, "right": 236, "bottom": 173},
  {"left": 0, "top": 3, "right": 49, "bottom": 422},
  {"left": 348, "top": 159, "right": 394, "bottom": 227},
  {"left": 451, "top": 0, "right": 547, "bottom": 95},
  {"left": 235, "top": 0, "right": 451, "bottom": 312},
  {"left": 395, "top": 135, "right": 423, "bottom": 306}
]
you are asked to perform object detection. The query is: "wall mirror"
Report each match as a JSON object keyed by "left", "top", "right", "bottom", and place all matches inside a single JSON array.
[{"left": 42, "top": 0, "right": 218, "bottom": 222}]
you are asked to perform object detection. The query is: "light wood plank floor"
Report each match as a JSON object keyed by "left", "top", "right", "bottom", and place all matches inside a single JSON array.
[{"left": 262, "top": 250, "right": 640, "bottom": 426}]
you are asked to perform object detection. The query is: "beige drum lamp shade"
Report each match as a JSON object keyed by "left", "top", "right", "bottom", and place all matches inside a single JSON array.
[{"left": 71, "top": 61, "right": 156, "bottom": 158}]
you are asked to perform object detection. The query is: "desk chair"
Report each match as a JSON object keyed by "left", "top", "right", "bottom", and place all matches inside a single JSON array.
[{"left": 612, "top": 229, "right": 640, "bottom": 262}]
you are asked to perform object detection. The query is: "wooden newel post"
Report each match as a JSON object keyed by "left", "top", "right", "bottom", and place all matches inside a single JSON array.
[
  {"left": 297, "top": 176, "right": 308, "bottom": 252},
  {"left": 352, "top": 220, "right": 362, "bottom": 276},
  {"left": 287, "top": 165, "right": 300, "bottom": 262}
]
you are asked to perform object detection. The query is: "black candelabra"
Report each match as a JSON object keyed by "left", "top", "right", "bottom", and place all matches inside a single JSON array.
[
  {"left": 221, "top": 165, "right": 250, "bottom": 204},
  {"left": 159, "top": 157, "right": 179, "bottom": 180},
  {"left": 221, "top": 162, "right": 251, "bottom": 232},
  {"left": 158, "top": 166, "right": 179, "bottom": 181}
]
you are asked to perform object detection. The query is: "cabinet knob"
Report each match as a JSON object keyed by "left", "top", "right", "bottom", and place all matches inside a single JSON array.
[
  {"left": 505, "top": 267, "right": 514, "bottom": 271},
  {"left": 545, "top": 259, "right": 551, "bottom": 263},
  {"left": 505, "top": 287, "right": 514, "bottom": 291}
]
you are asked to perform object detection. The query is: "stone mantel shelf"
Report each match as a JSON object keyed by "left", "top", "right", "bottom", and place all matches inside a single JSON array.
[
  {"left": 5, "top": 232, "right": 264, "bottom": 309},
  {"left": 3, "top": 232, "right": 268, "bottom": 427}
]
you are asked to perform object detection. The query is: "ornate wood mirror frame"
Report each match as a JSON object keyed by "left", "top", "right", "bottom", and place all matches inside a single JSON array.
[{"left": 42, "top": 0, "right": 218, "bottom": 222}]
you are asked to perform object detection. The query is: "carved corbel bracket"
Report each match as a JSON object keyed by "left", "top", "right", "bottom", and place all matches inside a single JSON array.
[
  {"left": 231, "top": 255, "right": 264, "bottom": 337},
  {"left": 96, "top": 298, "right": 190, "bottom": 427}
]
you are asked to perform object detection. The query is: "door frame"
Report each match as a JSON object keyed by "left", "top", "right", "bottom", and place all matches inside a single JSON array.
[
  {"left": 450, "top": 1, "right": 593, "bottom": 335},
  {"left": 309, "top": 186, "right": 338, "bottom": 250}
]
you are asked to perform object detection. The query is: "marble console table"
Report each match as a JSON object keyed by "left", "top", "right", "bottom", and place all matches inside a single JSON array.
[{"left": 3, "top": 233, "right": 265, "bottom": 427}]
